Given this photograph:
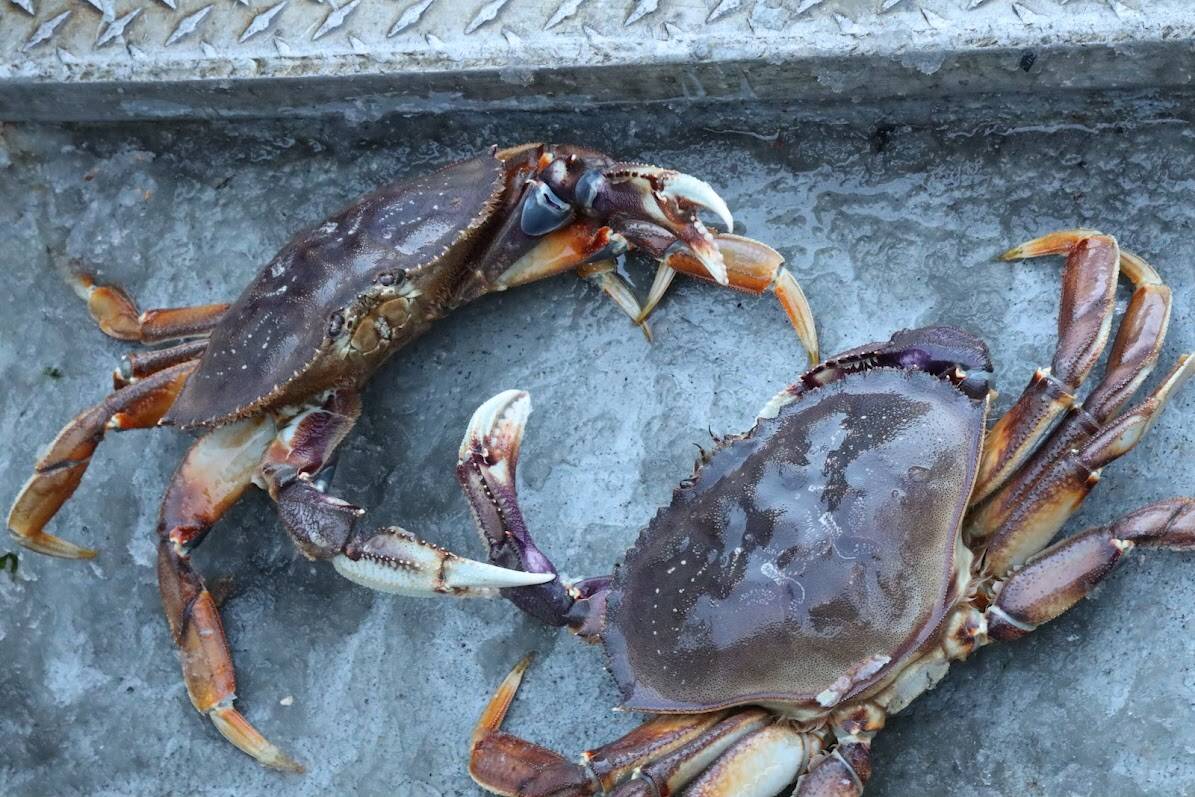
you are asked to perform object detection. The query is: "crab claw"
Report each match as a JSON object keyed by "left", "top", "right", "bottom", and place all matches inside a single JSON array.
[
  {"left": 596, "top": 164, "right": 732, "bottom": 286},
  {"left": 332, "top": 527, "right": 554, "bottom": 597}
]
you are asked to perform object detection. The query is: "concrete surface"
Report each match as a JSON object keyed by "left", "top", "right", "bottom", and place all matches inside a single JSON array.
[
  {"left": 5, "top": 0, "right": 1195, "bottom": 121},
  {"left": 1, "top": 92, "right": 1193, "bottom": 797}
]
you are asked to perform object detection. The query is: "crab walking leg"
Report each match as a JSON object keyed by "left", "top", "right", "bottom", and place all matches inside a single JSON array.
[
  {"left": 113, "top": 339, "right": 210, "bottom": 389},
  {"left": 469, "top": 657, "right": 801, "bottom": 797},
  {"left": 468, "top": 655, "right": 601, "bottom": 796},
  {"left": 7, "top": 360, "right": 197, "bottom": 559},
  {"left": 576, "top": 259, "right": 655, "bottom": 342},
  {"left": 469, "top": 658, "right": 729, "bottom": 796},
  {"left": 485, "top": 216, "right": 817, "bottom": 362},
  {"left": 623, "top": 224, "right": 819, "bottom": 365},
  {"left": 154, "top": 417, "right": 302, "bottom": 772},
  {"left": 986, "top": 498, "right": 1195, "bottom": 642},
  {"left": 977, "top": 355, "right": 1194, "bottom": 574},
  {"left": 681, "top": 724, "right": 818, "bottom": 797},
  {"left": 968, "top": 253, "right": 1172, "bottom": 549},
  {"left": 70, "top": 272, "right": 229, "bottom": 343},
  {"left": 972, "top": 231, "right": 1123, "bottom": 503},
  {"left": 792, "top": 742, "right": 871, "bottom": 797},
  {"left": 248, "top": 389, "right": 553, "bottom": 596},
  {"left": 607, "top": 710, "right": 773, "bottom": 796}
]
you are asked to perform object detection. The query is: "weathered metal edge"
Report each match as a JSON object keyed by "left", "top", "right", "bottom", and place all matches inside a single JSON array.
[
  {"left": 2, "top": 0, "right": 1193, "bottom": 121},
  {"left": 4, "top": 39, "right": 1193, "bottom": 122}
]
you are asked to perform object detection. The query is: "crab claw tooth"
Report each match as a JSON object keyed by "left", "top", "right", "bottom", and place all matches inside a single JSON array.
[
  {"left": 658, "top": 171, "right": 735, "bottom": 233},
  {"left": 332, "top": 527, "right": 553, "bottom": 597}
]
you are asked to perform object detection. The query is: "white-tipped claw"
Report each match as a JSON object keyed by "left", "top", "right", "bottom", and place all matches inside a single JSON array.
[
  {"left": 658, "top": 172, "right": 735, "bottom": 232},
  {"left": 459, "top": 389, "right": 531, "bottom": 474},
  {"left": 332, "top": 527, "right": 553, "bottom": 597}
]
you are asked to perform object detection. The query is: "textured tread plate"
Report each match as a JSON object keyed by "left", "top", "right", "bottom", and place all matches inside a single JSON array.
[{"left": 1, "top": 0, "right": 1194, "bottom": 120}]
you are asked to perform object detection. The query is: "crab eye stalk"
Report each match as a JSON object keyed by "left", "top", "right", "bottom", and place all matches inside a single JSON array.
[
  {"left": 377, "top": 270, "right": 406, "bottom": 287},
  {"left": 520, "top": 180, "right": 575, "bottom": 237},
  {"left": 327, "top": 312, "right": 345, "bottom": 338}
]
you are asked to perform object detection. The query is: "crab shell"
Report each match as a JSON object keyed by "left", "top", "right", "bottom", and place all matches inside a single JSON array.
[
  {"left": 602, "top": 331, "right": 993, "bottom": 717},
  {"left": 165, "top": 152, "right": 508, "bottom": 428}
]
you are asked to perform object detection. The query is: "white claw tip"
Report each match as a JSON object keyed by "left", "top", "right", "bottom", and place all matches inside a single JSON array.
[
  {"left": 662, "top": 172, "right": 734, "bottom": 232},
  {"left": 459, "top": 390, "right": 532, "bottom": 462}
]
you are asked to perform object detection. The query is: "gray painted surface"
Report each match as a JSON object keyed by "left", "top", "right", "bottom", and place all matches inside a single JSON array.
[
  {"left": 1, "top": 94, "right": 1193, "bottom": 796},
  {"left": 2, "top": 0, "right": 1195, "bottom": 120}
]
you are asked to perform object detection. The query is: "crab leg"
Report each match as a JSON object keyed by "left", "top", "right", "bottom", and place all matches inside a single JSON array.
[
  {"left": 455, "top": 390, "right": 613, "bottom": 628},
  {"left": 972, "top": 231, "right": 1128, "bottom": 502},
  {"left": 154, "top": 416, "right": 302, "bottom": 772},
  {"left": 250, "top": 389, "right": 555, "bottom": 597},
  {"left": 70, "top": 272, "right": 229, "bottom": 343},
  {"left": 976, "top": 354, "right": 1193, "bottom": 574},
  {"left": 7, "top": 360, "right": 196, "bottom": 559},
  {"left": 624, "top": 225, "right": 819, "bottom": 365},
  {"left": 682, "top": 724, "right": 817, "bottom": 797},
  {"left": 793, "top": 743, "right": 871, "bottom": 797},
  {"left": 471, "top": 656, "right": 806, "bottom": 797},
  {"left": 976, "top": 260, "right": 1172, "bottom": 528},
  {"left": 986, "top": 498, "right": 1195, "bottom": 642},
  {"left": 490, "top": 218, "right": 815, "bottom": 360},
  {"left": 468, "top": 655, "right": 599, "bottom": 797},
  {"left": 969, "top": 248, "right": 1171, "bottom": 536},
  {"left": 576, "top": 259, "right": 655, "bottom": 341},
  {"left": 113, "top": 339, "right": 209, "bottom": 388}
]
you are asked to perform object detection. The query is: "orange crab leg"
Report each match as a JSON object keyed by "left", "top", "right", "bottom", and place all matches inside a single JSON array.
[
  {"left": 649, "top": 233, "right": 818, "bottom": 364},
  {"left": 972, "top": 231, "right": 1125, "bottom": 502},
  {"left": 156, "top": 417, "right": 300, "bottom": 771},
  {"left": 468, "top": 655, "right": 597, "bottom": 796},
  {"left": 987, "top": 498, "right": 1195, "bottom": 642},
  {"left": 70, "top": 272, "right": 229, "bottom": 343},
  {"left": 486, "top": 220, "right": 817, "bottom": 363},
  {"left": 469, "top": 656, "right": 811, "bottom": 797},
  {"left": 7, "top": 360, "right": 196, "bottom": 559},
  {"left": 976, "top": 355, "right": 1193, "bottom": 574}
]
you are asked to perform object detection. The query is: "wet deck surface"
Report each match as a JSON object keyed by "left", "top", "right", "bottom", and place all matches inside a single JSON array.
[{"left": 2, "top": 94, "right": 1193, "bottom": 796}]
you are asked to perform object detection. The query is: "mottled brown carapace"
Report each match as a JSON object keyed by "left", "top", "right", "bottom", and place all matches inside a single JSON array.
[
  {"left": 605, "top": 368, "right": 987, "bottom": 712},
  {"left": 166, "top": 152, "right": 508, "bottom": 427}
]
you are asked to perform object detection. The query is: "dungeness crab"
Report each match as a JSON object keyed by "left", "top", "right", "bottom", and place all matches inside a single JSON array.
[
  {"left": 6, "top": 144, "right": 818, "bottom": 772},
  {"left": 456, "top": 230, "right": 1193, "bottom": 796}
]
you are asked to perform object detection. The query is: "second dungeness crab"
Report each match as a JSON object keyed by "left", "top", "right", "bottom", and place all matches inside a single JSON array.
[
  {"left": 454, "top": 230, "right": 1192, "bottom": 796},
  {"left": 7, "top": 143, "right": 817, "bottom": 771}
]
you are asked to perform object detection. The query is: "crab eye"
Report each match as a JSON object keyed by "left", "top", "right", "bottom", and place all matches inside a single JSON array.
[
  {"left": 327, "top": 312, "right": 345, "bottom": 337},
  {"left": 377, "top": 269, "right": 406, "bottom": 287}
]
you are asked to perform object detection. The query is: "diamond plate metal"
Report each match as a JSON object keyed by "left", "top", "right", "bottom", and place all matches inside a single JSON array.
[{"left": 1, "top": 0, "right": 1193, "bottom": 120}]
